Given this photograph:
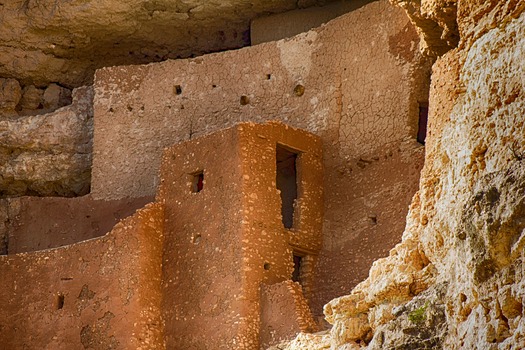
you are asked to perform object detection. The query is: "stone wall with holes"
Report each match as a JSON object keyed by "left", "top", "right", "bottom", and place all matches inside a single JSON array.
[
  {"left": 0, "top": 203, "right": 164, "bottom": 349},
  {"left": 91, "top": 0, "right": 430, "bottom": 314},
  {"left": 157, "top": 122, "right": 322, "bottom": 349}
]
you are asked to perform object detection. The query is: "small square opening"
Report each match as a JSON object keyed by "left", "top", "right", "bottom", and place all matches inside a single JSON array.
[{"left": 191, "top": 171, "right": 204, "bottom": 193}]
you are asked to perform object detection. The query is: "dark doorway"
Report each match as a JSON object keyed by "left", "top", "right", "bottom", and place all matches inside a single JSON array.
[
  {"left": 417, "top": 103, "right": 429, "bottom": 144},
  {"left": 292, "top": 254, "right": 302, "bottom": 283},
  {"left": 276, "top": 145, "right": 298, "bottom": 229}
]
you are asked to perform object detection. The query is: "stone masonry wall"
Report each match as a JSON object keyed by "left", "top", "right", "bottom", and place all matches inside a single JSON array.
[
  {"left": 3, "top": 195, "right": 151, "bottom": 254},
  {"left": 260, "top": 281, "right": 318, "bottom": 349},
  {"left": 0, "top": 203, "right": 165, "bottom": 349},
  {"left": 157, "top": 122, "right": 322, "bottom": 349},
  {"left": 92, "top": 0, "right": 431, "bottom": 314}
]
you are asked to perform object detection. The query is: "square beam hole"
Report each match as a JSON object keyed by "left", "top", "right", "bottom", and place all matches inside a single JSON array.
[{"left": 191, "top": 171, "right": 204, "bottom": 193}]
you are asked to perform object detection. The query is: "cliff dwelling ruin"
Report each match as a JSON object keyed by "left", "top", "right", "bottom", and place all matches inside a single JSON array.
[{"left": 1, "top": 0, "right": 525, "bottom": 349}]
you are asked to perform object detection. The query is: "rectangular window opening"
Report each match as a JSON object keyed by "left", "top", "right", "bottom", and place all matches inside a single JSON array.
[
  {"left": 276, "top": 145, "right": 298, "bottom": 229},
  {"left": 191, "top": 171, "right": 204, "bottom": 193},
  {"left": 417, "top": 103, "right": 429, "bottom": 144},
  {"left": 292, "top": 254, "right": 303, "bottom": 283}
]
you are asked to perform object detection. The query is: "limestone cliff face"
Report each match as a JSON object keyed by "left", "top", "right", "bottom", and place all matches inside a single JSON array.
[
  {"left": 0, "top": 86, "right": 93, "bottom": 196},
  {"left": 277, "top": 1, "right": 525, "bottom": 349}
]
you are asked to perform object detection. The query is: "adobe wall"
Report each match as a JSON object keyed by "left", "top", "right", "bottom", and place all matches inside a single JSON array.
[
  {"left": 312, "top": 143, "right": 424, "bottom": 313},
  {"left": 238, "top": 123, "right": 323, "bottom": 303},
  {"left": 260, "top": 281, "right": 318, "bottom": 349},
  {"left": 157, "top": 122, "right": 322, "bottom": 349},
  {"left": 0, "top": 203, "right": 164, "bottom": 349},
  {"left": 92, "top": 0, "right": 430, "bottom": 314},
  {"left": 158, "top": 126, "right": 246, "bottom": 349},
  {"left": 3, "top": 195, "right": 151, "bottom": 254}
]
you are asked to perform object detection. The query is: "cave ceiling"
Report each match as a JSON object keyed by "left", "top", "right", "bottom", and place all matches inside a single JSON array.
[{"left": 0, "top": 0, "right": 338, "bottom": 87}]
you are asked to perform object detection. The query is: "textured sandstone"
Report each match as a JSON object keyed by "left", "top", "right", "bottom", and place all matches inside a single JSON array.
[
  {"left": 0, "top": 78, "right": 22, "bottom": 117},
  {"left": 0, "top": 199, "right": 7, "bottom": 255},
  {"left": 390, "top": 0, "right": 460, "bottom": 56},
  {"left": 18, "top": 85, "right": 44, "bottom": 111},
  {"left": 42, "top": 83, "right": 72, "bottom": 110},
  {"left": 0, "top": 85, "right": 93, "bottom": 196}
]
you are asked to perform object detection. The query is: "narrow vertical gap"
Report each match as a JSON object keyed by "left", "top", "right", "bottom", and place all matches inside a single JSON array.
[
  {"left": 276, "top": 145, "right": 298, "bottom": 229},
  {"left": 292, "top": 254, "right": 302, "bottom": 283},
  {"left": 417, "top": 103, "right": 429, "bottom": 144},
  {"left": 1, "top": 231, "right": 7, "bottom": 255},
  {"left": 56, "top": 293, "right": 65, "bottom": 310}
]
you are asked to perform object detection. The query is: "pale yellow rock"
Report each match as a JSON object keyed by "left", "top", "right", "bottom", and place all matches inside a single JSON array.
[{"left": 0, "top": 86, "right": 93, "bottom": 196}]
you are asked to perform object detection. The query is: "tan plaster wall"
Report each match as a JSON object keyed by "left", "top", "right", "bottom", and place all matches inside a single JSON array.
[
  {"left": 92, "top": 0, "right": 429, "bottom": 314},
  {"left": 250, "top": 0, "right": 376, "bottom": 45},
  {"left": 157, "top": 122, "right": 322, "bottom": 349},
  {"left": 312, "top": 142, "right": 425, "bottom": 313},
  {"left": 4, "top": 195, "right": 152, "bottom": 254},
  {"left": 92, "top": 0, "right": 428, "bottom": 201},
  {"left": 0, "top": 203, "right": 165, "bottom": 349}
]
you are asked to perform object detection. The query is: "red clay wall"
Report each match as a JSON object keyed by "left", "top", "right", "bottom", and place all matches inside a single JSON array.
[
  {"left": 260, "top": 280, "right": 318, "bottom": 348},
  {"left": 158, "top": 127, "right": 246, "bottom": 349},
  {"left": 157, "top": 122, "right": 322, "bottom": 349},
  {"left": 239, "top": 123, "right": 323, "bottom": 303},
  {"left": 4, "top": 195, "right": 151, "bottom": 254},
  {"left": 0, "top": 203, "right": 165, "bottom": 349}
]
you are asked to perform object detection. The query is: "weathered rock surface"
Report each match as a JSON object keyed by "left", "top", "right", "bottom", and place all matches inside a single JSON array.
[
  {"left": 0, "top": 78, "right": 22, "bottom": 117},
  {"left": 0, "top": 0, "right": 339, "bottom": 88},
  {"left": 390, "top": 0, "right": 459, "bottom": 56},
  {"left": 0, "top": 86, "right": 93, "bottom": 197},
  {"left": 280, "top": 0, "right": 525, "bottom": 348}
]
